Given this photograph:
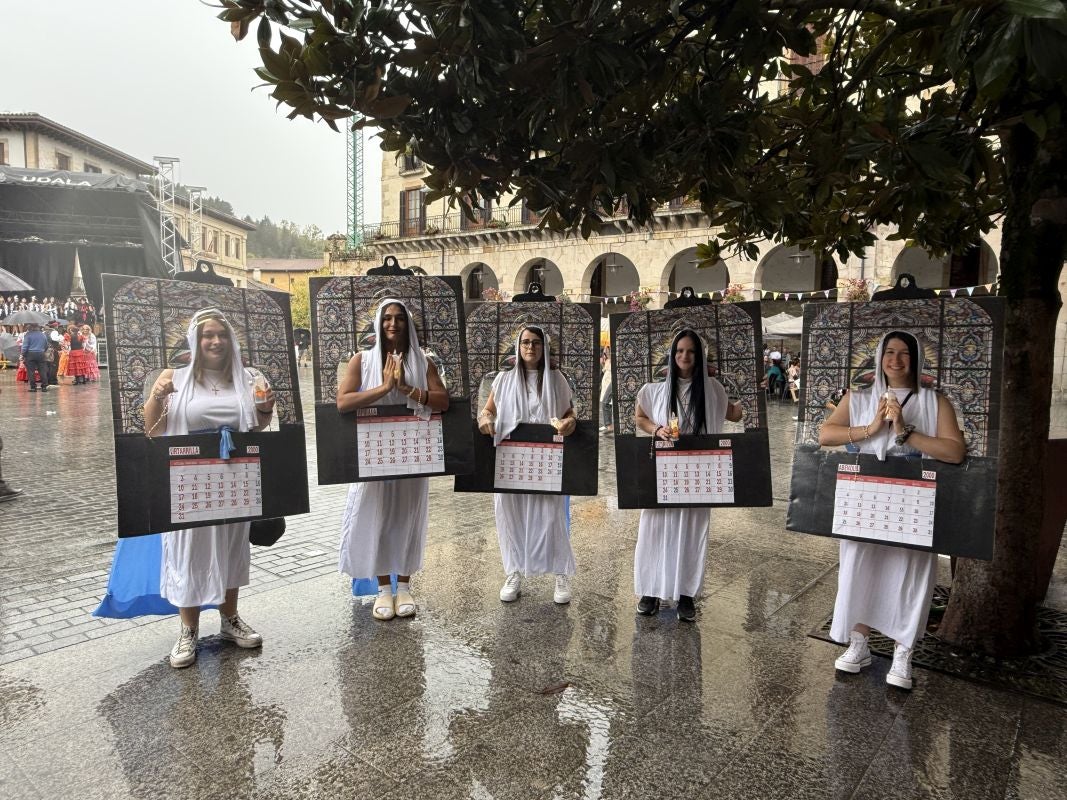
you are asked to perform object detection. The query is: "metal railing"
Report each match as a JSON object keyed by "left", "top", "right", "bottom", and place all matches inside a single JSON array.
[{"left": 361, "top": 197, "right": 703, "bottom": 243}]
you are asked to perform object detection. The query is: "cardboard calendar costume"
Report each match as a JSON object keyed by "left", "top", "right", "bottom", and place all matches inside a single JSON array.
[
  {"left": 633, "top": 330, "right": 730, "bottom": 601},
  {"left": 610, "top": 302, "right": 772, "bottom": 509},
  {"left": 97, "top": 275, "right": 309, "bottom": 539},
  {"left": 94, "top": 277, "right": 308, "bottom": 618},
  {"left": 829, "top": 331, "right": 941, "bottom": 648},
  {"left": 455, "top": 299, "right": 600, "bottom": 496},
  {"left": 338, "top": 300, "right": 433, "bottom": 589},
  {"left": 96, "top": 311, "right": 265, "bottom": 616},
  {"left": 310, "top": 274, "right": 473, "bottom": 485},
  {"left": 786, "top": 297, "right": 1003, "bottom": 559},
  {"left": 491, "top": 330, "right": 576, "bottom": 577}
]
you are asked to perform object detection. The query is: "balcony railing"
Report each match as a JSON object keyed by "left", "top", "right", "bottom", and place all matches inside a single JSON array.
[{"left": 361, "top": 196, "right": 703, "bottom": 243}]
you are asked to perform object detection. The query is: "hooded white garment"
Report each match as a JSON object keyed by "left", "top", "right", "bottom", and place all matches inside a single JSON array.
[
  {"left": 160, "top": 310, "right": 256, "bottom": 608},
  {"left": 339, "top": 299, "right": 432, "bottom": 581},
  {"left": 491, "top": 328, "right": 573, "bottom": 445},
  {"left": 491, "top": 329, "right": 576, "bottom": 576},
  {"left": 357, "top": 298, "right": 431, "bottom": 420},
  {"left": 830, "top": 331, "right": 944, "bottom": 648},
  {"left": 634, "top": 330, "right": 729, "bottom": 601}
]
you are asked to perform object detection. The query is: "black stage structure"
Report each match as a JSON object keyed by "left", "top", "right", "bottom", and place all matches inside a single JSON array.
[{"left": 0, "top": 166, "right": 174, "bottom": 307}]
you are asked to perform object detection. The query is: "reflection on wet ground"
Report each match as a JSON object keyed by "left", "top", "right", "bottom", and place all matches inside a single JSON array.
[{"left": 1, "top": 379, "right": 1066, "bottom": 799}]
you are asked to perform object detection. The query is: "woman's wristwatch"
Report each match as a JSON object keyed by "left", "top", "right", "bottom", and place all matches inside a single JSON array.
[{"left": 894, "top": 424, "right": 916, "bottom": 445}]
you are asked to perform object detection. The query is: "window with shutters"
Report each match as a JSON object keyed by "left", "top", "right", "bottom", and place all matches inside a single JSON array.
[
  {"left": 400, "top": 189, "right": 425, "bottom": 236},
  {"left": 56, "top": 152, "right": 72, "bottom": 170},
  {"left": 460, "top": 196, "right": 490, "bottom": 231}
]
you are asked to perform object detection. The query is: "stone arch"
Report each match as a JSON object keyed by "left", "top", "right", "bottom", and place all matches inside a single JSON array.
[
  {"left": 514, "top": 258, "right": 564, "bottom": 296},
  {"left": 459, "top": 261, "right": 498, "bottom": 300},
  {"left": 753, "top": 244, "right": 820, "bottom": 292},
  {"left": 891, "top": 241, "right": 998, "bottom": 289},
  {"left": 583, "top": 252, "right": 640, "bottom": 310},
  {"left": 661, "top": 247, "right": 730, "bottom": 295}
]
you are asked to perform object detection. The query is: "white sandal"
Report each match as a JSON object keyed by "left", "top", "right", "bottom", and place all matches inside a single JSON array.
[
  {"left": 372, "top": 593, "right": 395, "bottom": 620},
  {"left": 395, "top": 590, "right": 416, "bottom": 618}
]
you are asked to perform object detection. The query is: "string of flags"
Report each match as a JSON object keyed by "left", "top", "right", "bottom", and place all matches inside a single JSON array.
[{"left": 560, "top": 282, "right": 998, "bottom": 304}]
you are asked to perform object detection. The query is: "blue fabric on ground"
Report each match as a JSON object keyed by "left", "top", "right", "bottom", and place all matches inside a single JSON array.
[
  {"left": 352, "top": 574, "right": 398, "bottom": 597},
  {"left": 93, "top": 533, "right": 217, "bottom": 618}
]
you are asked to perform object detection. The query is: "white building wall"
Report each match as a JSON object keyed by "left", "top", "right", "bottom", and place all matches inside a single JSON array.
[
  {"left": 0, "top": 130, "right": 25, "bottom": 166},
  {"left": 33, "top": 133, "right": 140, "bottom": 175}
]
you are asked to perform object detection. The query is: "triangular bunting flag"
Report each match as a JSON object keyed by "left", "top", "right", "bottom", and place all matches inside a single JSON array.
[
  {"left": 823, "top": 289, "right": 830, "bottom": 298},
  {"left": 950, "top": 288, "right": 958, "bottom": 297},
  {"left": 967, "top": 287, "right": 976, "bottom": 296}
]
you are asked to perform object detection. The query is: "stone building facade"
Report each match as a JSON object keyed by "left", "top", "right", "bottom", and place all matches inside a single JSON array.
[{"left": 334, "top": 151, "right": 1064, "bottom": 396}]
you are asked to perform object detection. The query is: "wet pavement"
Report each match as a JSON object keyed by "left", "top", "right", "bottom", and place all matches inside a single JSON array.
[{"left": 1, "top": 369, "right": 1066, "bottom": 799}]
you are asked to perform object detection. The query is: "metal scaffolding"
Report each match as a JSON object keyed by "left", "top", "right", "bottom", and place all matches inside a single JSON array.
[
  {"left": 153, "top": 156, "right": 182, "bottom": 274},
  {"left": 346, "top": 122, "right": 364, "bottom": 248},
  {"left": 186, "top": 185, "right": 205, "bottom": 265}
]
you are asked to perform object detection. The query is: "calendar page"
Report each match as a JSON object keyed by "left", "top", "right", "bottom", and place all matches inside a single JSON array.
[
  {"left": 654, "top": 440, "right": 735, "bottom": 504},
  {"left": 494, "top": 437, "right": 564, "bottom": 492},
  {"left": 356, "top": 410, "right": 445, "bottom": 477},
  {"left": 169, "top": 456, "right": 262, "bottom": 525},
  {"left": 832, "top": 465, "right": 936, "bottom": 547}
]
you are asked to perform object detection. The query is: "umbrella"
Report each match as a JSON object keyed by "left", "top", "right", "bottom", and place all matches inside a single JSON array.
[
  {"left": 0, "top": 267, "right": 33, "bottom": 293},
  {"left": 0, "top": 332, "right": 18, "bottom": 362},
  {"left": 1, "top": 310, "right": 51, "bottom": 325}
]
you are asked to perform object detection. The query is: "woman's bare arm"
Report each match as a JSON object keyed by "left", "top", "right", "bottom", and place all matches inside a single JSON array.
[{"left": 336, "top": 353, "right": 392, "bottom": 413}]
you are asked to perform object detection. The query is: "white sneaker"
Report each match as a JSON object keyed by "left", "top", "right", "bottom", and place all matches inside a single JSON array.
[
  {"left": 499, "top": 571, "right": 522, "bottom": 602},
  {"left": 220, "top": 613, "right": 263, "bottom": 649},
  {"left": 169, "top": 625, "right": 198, "bottom": 668},
  {"left": 886, "top": 643, "right": 914, "bottom": 690},
  {"left": 834, "top": 631, "right": 871, "bottom": 673},
  {"left": 553, "top": 574, "right": 572, "bottom": 604}
]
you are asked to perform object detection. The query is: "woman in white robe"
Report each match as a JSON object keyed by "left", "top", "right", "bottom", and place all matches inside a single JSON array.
[
  {"left": 819, "top": 330, "right": 965, "bottom": 689},
  {"left": 337, "top": 299, "right": 449, "bottom": 620},
  {"left": 144, "top": 308, "right": 276, "bottom": 668},
  {"left": 478, "top": 327, "right": 577, "bottom": 604},
  {"left": 633, "top": 329, "right": 743, "bottom": 621}
]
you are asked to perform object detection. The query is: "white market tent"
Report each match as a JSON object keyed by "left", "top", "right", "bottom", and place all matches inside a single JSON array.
[{"left": 761, "top": 312, "right": 803, "bottom": 336}]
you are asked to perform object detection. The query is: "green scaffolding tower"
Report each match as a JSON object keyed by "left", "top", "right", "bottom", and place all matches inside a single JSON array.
[{"left": 346, "top": 122, "right": 364, "bottom": 249}]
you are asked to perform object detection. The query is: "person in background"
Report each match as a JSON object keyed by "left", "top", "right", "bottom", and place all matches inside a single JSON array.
[
  {"left": 80, "top": 324, "right": 100, "bottom": 382},
  {"left": 20, "top": 323, "right": 50, "bottom": 392}
]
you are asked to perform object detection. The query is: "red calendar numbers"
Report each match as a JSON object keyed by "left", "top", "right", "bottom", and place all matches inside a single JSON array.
[
  {"left": 169, "top": 457, "right": 262, "bottom": 524},
  {"left": 655, "top": 449, "right": 734, "bottom": 504},
  {"left": 357, "top": 414, "right": 445, "bottom": 477},
  {"left": 832, "top": 472, "right": 935, "bottom": 547},
  {"left": 494, "top": 440, "right": 564, "bottom": 492}
]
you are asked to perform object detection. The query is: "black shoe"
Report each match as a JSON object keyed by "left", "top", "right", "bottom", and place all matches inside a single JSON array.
[
  {"left": 637, "top": 596, "right": 660, "bottom": 616},
  {"left": 29, "top": 388, "right": 37, "bottom": 392},
  {"left": 40, "top": 387, "right": 48, "bottom": 392},
  {"left": 677, "top": 595, "right": 696, "bottom": 622}
]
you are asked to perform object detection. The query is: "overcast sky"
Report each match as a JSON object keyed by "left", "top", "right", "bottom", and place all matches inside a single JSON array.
[{"left": 1, "top": 0, "right": 382, "bottom": 233}]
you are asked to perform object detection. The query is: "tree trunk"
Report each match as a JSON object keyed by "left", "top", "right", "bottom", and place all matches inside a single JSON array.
[{"left": 939, "top": 125, "right": 1067, "bottom": 656}]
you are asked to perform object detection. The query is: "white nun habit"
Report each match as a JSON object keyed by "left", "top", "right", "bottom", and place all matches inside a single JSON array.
[
  {"left": 633, "top": 330, "right": 728, "bottom": 601},
  {"left": 829, "top": 331, "right": 943, "bottom": 648},
  {"left": 160, "top": 310, "right": 258, "bottom": 608},
  {"left": 491, "top": 328, "right": 576, "bottom": 576},
  {"left": 339, "top": 299, "right": 432, "bottom": 581}
]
